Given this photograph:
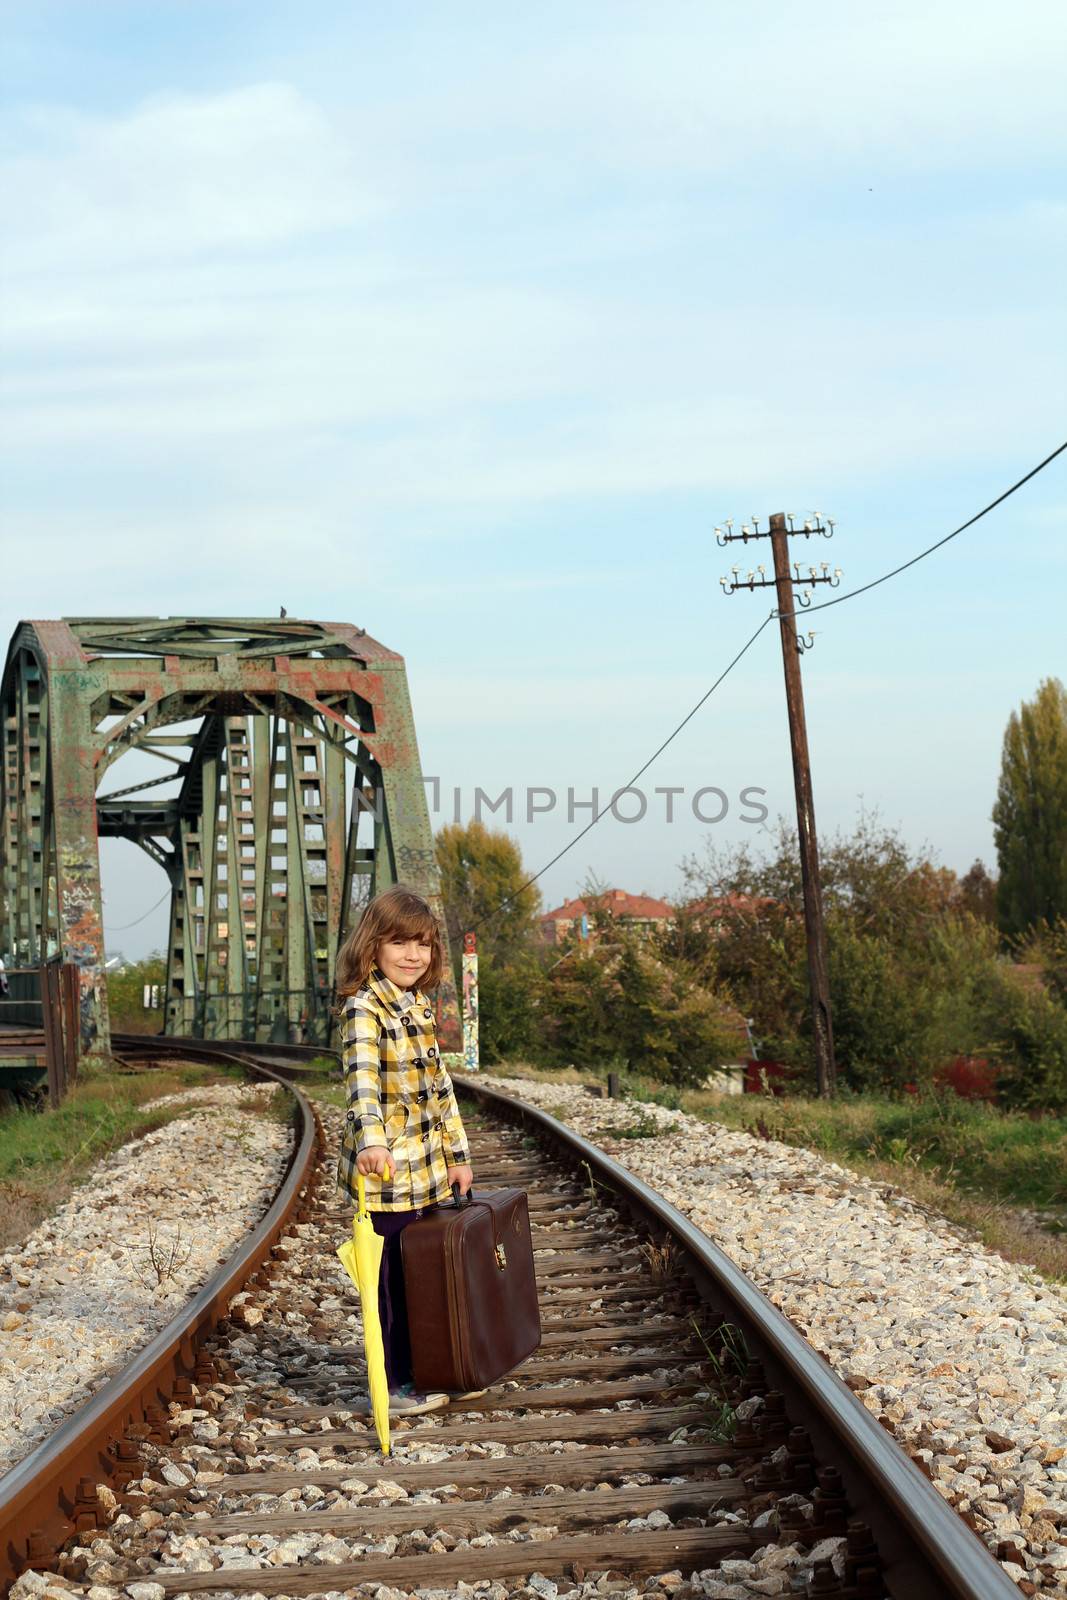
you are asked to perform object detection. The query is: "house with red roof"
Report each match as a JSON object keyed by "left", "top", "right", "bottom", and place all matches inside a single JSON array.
[
  {"left": 540, "top": 887, "right": 675, "bottom": 946},
  {"left": 684, "top": 892, "right": 778, "bottom": 927}
]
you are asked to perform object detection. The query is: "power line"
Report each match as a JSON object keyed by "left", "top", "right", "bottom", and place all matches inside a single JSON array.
[
  {"left": 104, "top": 888, "right": 171, "bottom": 933},
  {"left": 469, "top": 436, "right": 1067, "bottom": 935},
  {"left": 776, "top": 437, "right": 1067, "bottom": 623},
  {"left": 468, "top": 613, "right": 775, "bottom": 933}
]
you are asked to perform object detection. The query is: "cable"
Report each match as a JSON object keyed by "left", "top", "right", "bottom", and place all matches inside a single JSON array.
[
  {"left": 468, "top": 613, "right": 775, "bottom": 933},
  {"left": 776, "top": 436, "right": 1067, "bottom": 623},
  {"left": 104, "top": 888, "right": 171, "bottom": 932},
  {"left": 469, "top": 436, "right": 1067, "bottom": 935}
]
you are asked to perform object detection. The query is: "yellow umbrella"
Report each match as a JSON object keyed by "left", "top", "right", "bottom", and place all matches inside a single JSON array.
[{"left": 336, "top": 1169, "right": 391, "bottom": 1455}]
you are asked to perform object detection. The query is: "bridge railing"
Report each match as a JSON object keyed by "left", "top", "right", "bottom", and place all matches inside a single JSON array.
[
  {"left": 162, "top": 989, "right": 336, "bottom": 1049},
  {"left": 0, "top": 961, "right": 81, "bottom": 1106}
]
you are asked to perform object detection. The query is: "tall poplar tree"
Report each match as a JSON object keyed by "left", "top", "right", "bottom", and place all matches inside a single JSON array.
[{"left": 992, "top": 677, "right": 1067, "bottom": 935}]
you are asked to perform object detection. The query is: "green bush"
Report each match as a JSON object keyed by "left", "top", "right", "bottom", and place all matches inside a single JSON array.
[
  {"left": 675, "top": 813, "right": 1067, "bottom": 1106},
  {"left": 664, "top": 897, "right": 807, "bottom": 1070},
  {"left": 538, "top": 945, "right": 618, "bottom": 1069},
  {"left": 537, "top": 928, "right": 743, "bottom": 1087},
  {"left": 826, "top": 912, "right": 1001, "bottom": 1090},
  {"left": 825, "top": 921, "right": 931, "bottom": 1087},
  {"left": 1011, "top": 917, "right": 1067, "bottom": 1005},
  {"left": 987, "top": 968, "right": 1067, "bottom": 1112},
  {"left": 476, "top": 952, "right": 543, "bottom": 1065}
]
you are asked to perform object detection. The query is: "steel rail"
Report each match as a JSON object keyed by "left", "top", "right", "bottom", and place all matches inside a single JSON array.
[
  {"left": 458, "top": 1078, "right": 1020, "bottom": 1600},
  {"left": 0, "top": 1048, "right": 320, "bottom": 1586},
  {"left": 110, "top": 1033, "right": 339, "bottom": 1075}
]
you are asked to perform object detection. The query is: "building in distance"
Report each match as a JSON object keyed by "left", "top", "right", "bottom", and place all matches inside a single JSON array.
[{"left": 540, "top": 888, "right": 674, "bottom": 946}]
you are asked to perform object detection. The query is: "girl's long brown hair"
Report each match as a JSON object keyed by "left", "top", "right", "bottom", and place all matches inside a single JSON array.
[{"left": 335, "top": 885, "right": 446, "bottom": 1003}]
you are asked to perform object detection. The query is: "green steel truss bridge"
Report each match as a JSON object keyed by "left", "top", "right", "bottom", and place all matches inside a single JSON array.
[{"left": 0, "top": 618, "right": 457, "bottom": 1053}]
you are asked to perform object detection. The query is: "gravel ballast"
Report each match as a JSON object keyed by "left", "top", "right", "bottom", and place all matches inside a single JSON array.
[
  {"left": 0, "top": 1083, "right": 294, "bottom": 1477},
  {"left": 2, "top": 1074, "right": 1064, "bottom": 1598},
  {"left": 477, "top": 1074, "right": 1067, "bottom": 1595}
]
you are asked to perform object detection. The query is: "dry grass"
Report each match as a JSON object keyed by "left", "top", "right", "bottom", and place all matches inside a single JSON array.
[
  {"left": 486, "top": 1059, "right": 1067, "bottom": 1285},
  {"left": 0, "top": 1059, "right": 243, "bottom": 1251},
  {"left": 640, "top": 1236, "right": 681, "bottom": 1283},
  {"left": 688, "top": 1085, "right": 1067, "bottom": 1282},
  {"left": 849, "top": 1155, "right": 1067, "bottom": 1283},
  {"left": 478, "top": 1060, "right": 596, "bottom": 1087}
]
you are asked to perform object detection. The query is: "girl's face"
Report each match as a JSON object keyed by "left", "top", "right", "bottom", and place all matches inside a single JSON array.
[{"left": 377, "top": 933, "right": 432, "bottom": 989}]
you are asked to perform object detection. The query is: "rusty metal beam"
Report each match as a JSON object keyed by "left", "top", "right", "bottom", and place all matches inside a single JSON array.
[{"left": 0, "top": 618, "right": 457, "bottom": 1053}]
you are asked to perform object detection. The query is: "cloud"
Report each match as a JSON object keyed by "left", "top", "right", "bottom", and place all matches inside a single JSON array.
[
  {"left": 2, "top": 61, "right": 1064, "bottom": 526},
  {"left": 312, "top": 0, "right": 1067, "bottom": 188},
  {"left": 0, "top": 82, "right": 366, "bottom": 272}
]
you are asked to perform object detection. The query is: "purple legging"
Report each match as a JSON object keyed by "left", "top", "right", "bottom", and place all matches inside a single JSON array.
[{"left": 370, "top": 1206, "right": 435, "bottom": 1390}]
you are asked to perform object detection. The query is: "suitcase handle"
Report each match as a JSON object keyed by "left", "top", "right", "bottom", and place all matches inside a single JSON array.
[{"left": 450, "top": 1181, "right": 474, "bottom": 1208}]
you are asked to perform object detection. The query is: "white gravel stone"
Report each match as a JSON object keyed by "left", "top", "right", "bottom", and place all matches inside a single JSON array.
[
  {"left": 9, "top": 1575, "right": 51, "bottom": 1599},
  {"left": 0, "top": 1084, "right": 292, "bottom": 1475},
  {"left": 483, "top": 1073, "right": 1067, "bottom": 1595}
]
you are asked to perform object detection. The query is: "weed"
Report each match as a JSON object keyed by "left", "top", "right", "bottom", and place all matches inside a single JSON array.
[
  {"left": 687, "top": 1317, "right": 749, "bottom": 1442},
  {"left": 125, "top": 1220, "right": 193, "bottom": 1290},
  {"left": 614, "top": 1105, "right": 661, "bottom": 1140},
  {"left": 639, "top": 1236, "right": 679, "bottom": 1283},
  {"left": 645, "top": 1083, "right": 684, "bottom": 1111},
  {"left": 689, "top": 1395, "right": 737, "bottom": 1442},
  {"left": 581, "top": 1159, "right": 607, "bottom": 1206},
  {"left": 877, "top": 1135, "right": 921, "bottom": 1167}
]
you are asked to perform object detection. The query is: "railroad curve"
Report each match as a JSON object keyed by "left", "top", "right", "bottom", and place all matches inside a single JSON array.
[{"left": 0, "top": 1045, "right": 1021, "bottom": 1600}]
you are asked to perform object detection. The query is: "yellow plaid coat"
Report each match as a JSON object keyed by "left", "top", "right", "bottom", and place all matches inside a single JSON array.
[{"left": 336, "top": 964, "right": 470, "bottom": 1213}]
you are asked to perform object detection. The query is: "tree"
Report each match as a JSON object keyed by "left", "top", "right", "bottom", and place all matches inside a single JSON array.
[
  {"left": 435, "top": 819, "right": 543, "bottom": 979},
  {"left": 992, "top": 677, "right": 1067, "bottom": 937},
  {"left": 539, "top": 923, "right": 745, "bottom": 1085},
  {"left": 675, "top": 811, "right": 1004, "bottom": 1090},
  {"left": 957, "top": 859, "right": 997, "bottom": 924},
  {"left": 107, "top": 953, "right": 166, "bottom": 1034}
]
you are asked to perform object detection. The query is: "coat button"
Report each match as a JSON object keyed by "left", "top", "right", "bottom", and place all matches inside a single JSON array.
[
  {"left": 427, "top": 1046, "right": 436, "bottom": 1058},
  {"left": 423, "top": 1008, "right": 432, "bottom": 1018}
]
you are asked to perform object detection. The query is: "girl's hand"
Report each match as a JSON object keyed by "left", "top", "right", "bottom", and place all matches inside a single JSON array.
[
  {"left": 357, "top": 1146, "right": 396, "bottom": 1180},
  {"left": 447, "top": 1163, "right": 474, "bottom": 1196}
]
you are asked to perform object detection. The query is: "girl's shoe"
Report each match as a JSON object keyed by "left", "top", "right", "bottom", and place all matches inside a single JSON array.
[{"left": 387, "top": 1387, "right": 448, "bottom": 1415}]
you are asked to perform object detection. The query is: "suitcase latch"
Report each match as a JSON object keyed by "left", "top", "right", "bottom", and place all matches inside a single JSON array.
[{"left": 494, "top": 1243, "right": 507, "bottom": 1270}]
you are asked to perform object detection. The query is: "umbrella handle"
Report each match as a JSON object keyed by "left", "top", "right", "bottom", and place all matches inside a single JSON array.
[{"left": 356, "top": 1158, "right": 396, "bottom": 1218}]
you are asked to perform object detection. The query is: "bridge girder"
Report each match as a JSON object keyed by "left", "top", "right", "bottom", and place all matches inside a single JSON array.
[{"left": 0, "top": 618, "right": 457, "bottom": 1052}]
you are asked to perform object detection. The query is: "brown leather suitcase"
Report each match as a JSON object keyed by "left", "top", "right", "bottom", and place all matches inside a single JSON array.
[{"left": 401, "top": 1185, "right": 541, "bottom": 1392}]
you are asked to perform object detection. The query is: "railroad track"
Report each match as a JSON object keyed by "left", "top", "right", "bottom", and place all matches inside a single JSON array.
[{"left": 0, "top": 1045, "right": 1020, "bottom": 1599}]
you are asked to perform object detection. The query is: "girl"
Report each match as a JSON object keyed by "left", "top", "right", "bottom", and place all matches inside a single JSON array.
[{"left": 335, "top": 885, "right": 474, "bottom": 1415}]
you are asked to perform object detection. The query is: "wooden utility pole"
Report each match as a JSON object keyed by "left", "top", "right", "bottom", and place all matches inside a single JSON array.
[
  {"left": 768, "top": 512, "right": 836, "bottom": 1096},
  {"left": 717, "top": 509, "right": 839, "bottom": 1096}
]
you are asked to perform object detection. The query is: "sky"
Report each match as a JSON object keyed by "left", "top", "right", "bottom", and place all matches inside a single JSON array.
[{"left": 1, "top": 1, "right": 1065, "bottom": 959}]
